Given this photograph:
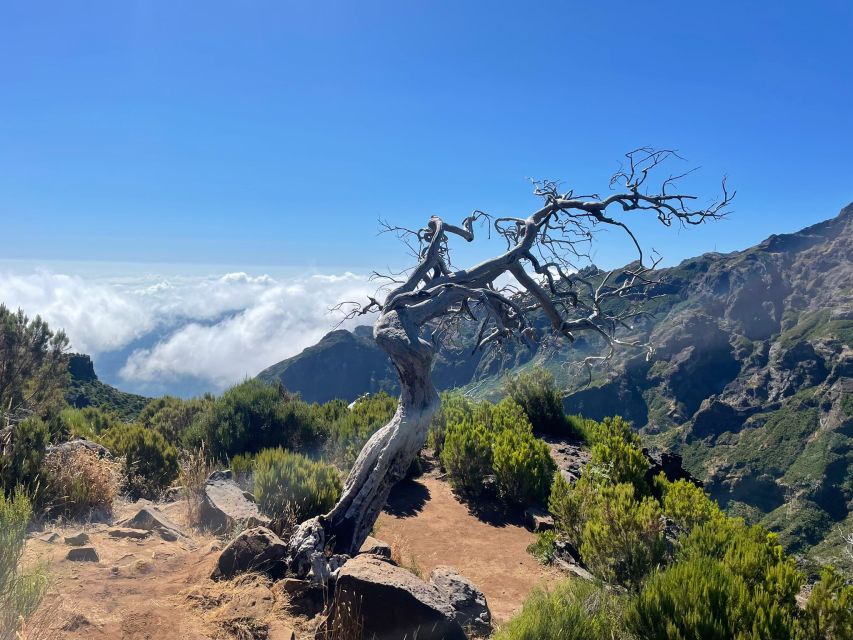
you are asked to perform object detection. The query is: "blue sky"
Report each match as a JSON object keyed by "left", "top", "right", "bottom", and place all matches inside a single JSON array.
[
  {"left": 2, "top": 1, "right": 851, "bottom": 271},
  {"left": 1, "top": 1, "right": 851, "bottom": 394}
]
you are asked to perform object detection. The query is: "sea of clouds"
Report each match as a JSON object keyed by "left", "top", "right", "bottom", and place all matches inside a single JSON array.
[{"left": 0, "top": 267, "right": 376, "bottom": 396}]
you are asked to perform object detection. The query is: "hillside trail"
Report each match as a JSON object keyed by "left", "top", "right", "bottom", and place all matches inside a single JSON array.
[
  {"left": 22, "top": 461, "right": 563, "bottom": 638},
  {"left": 376, "top": 460, "right": 562, "bottom": 623}
]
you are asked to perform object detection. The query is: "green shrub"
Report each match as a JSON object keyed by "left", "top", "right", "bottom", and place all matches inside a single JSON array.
[
  {"left": 324, "top": 392, "right": 396, "bottom": 467},
  {"left": 230, "top": 452, "right": 255, "bottom": 477},
  {"left": 186, "top": 380, "right": 321, "bottom": 460},
  {"left": 589, "top": 416, "right": 649, "bottom": 496},
  {"left": 0, "top": 491, "right": 47, "bottom": 640},
  {"left": 628, "top": 556, "right": 754, "bottom": 640},
  {"left": 495, "top": 579, "right": 628, "bottom": 640},
  {"left": 139, "top": 395, "right": 213, "bottom": 445},
  {"left": 548, "top": 472, "right": 599, "bottom": 547},
  {"left": 796, "top": 565, "right": 853, "bottom": 640},
  {"left": 581, "top": 482, "right": 666, "bottom": 590},
  {"left": 441, "top": 416, "right": 493, "bottom": 496},
  {"left": 101, "top": 423, "right": 178, "bottom": 499},
  {"left": 0, "top": 418, "right": 48, "bottom": 495},
  {"left": 629, "top": 551, "right": 801, "bottom": 640},
  {"left": 254, "top": 447, "right": 341, "bottom": 521},
  {"left": 640, "top": 517, "right": 804, "bottom": 639},
  {"left": 492, "top": 423, "right": 556, "bottom": 506},
  {"left": 526, "top": 530, "right": 558, "bottom": 565},
  {"left": 660, "top": 477, "right": 723, "bottom": 533},
  {"left": 504, "top": 368, "right": 578, "bottom": 437},
  {"left": 58, "top": 406, "right": 121, "bottom": 440},
  {"left": 429, "top": 392, "right": 486, "bottom": 459}
]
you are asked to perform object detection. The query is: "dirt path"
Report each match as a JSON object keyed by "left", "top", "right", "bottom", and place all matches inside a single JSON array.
[
  {"left": 377, "top": 471, "right": 562, "bottom": 624},
  {"left": 22, "top": 501, "right": 223, "bottom": 639},
  {"left": 23, "top": 470, "right": 562, "bottom": 637}
]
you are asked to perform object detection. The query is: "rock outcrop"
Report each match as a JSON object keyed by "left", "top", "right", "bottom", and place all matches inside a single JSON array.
[
  {"left": 212, "top": 527, "right": 287, "bottom": 580},
  {"left": 329, "top": 554, "right": 467, "bottom": 640},
  {"left": 428, "top": 566, "right": 492, "bottom": 635},
  {"left": 200, "top": 470, "right": 270, "bottom": 534}
]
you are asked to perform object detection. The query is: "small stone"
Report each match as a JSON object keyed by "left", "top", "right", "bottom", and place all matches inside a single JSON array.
[
  {"left": 156, "top": 527, "right": 178, "bottom": 542},
  {"left": 66, "top": 546, "right": 99, "bottom": 562},
  {"left": 64, "top": 531, "right": 90, "bottom": 546},
  {"left": 524, "top": 507, "right": 554, "bottom": 533},
  {"left": 37, "top": 531, "right": 60, "bottom": 543},
  {"left": 267, "top": 622, "right": 296, "bottom": 640},
  {"left": 359, "top": 535, "right": 392, "bottom": 559},
  {"left": 107, "top": 527, "right": 151, "bottom": 540}
]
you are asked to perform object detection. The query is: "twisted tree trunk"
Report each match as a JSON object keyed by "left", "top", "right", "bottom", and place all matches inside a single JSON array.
[
  {"left": 286, "top": 308, "right": 439, "bottom": 578},
  {"left": 283, "top": 148, "right": 730, "bottom": 580}
]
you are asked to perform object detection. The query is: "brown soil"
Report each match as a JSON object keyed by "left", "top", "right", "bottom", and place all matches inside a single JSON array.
[
  {"left": 377, "top": 468, "right": 561, "bottom": 624},
  {"left": 23, "top": 470, "right": 561, "bottom": 638}
]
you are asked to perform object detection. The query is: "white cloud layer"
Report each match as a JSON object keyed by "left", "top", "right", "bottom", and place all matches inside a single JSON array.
[{"left": 0, "top": 268, "right": 374, "bottom": 393}]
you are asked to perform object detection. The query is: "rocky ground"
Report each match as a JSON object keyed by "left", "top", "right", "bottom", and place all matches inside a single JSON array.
[{"left": 22, "top": 462, "right": 561, "bottom": 639}]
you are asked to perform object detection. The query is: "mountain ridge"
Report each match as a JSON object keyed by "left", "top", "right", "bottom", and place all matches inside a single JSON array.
[{"left": 258, "top": 203, "right": 853, "bottom": 568}]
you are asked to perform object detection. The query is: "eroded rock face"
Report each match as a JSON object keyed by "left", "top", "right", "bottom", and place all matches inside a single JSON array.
[
  {"left": 330, "top": 554, "right": 466, "bottom": 640},
  {"left": 212, "top": 527, "right": 287, "bottom": 580},
  {"left": 429, "top": 566, "right": 491, "bottom": 636},
  {"left": 200, "top": 470, "right": 270, "bottom": 534}
]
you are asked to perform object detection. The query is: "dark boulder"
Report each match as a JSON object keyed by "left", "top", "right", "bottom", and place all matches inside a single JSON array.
[
  {"left": 330, "top": 554, "right": 465, "bottom": 640},
  {"left": 212, "top": 527, "right": 287, "bottom": 580},
  {"left": 66, "top": 546, "right": 99, "bottom": 562}
]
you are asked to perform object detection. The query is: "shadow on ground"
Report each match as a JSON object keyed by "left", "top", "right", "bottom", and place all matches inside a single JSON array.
[{"left": 383, "top": 479, "right": 431, "bottom": 517}]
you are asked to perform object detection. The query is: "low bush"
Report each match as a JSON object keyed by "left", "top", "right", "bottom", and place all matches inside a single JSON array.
[
  {"left": 254, "top": 447, "right": 342, "bottom": 521},
  {"left": 504, "top": 368, "right": 580, "bottom": 438},
  {"left": 548, "top": 473, "right": 599, "bottom": 547},
  {"left": 139, "top": 395, "right": 213, "bottom": 445},
  {"left": 796, "top": 565, "right": 853, "bottom": 640},
  {"left": 494, "top": 579, "right": 628, "bottom": 640},
  {"left": 186, "top": 380, "right": 321, "bottom": 460},
  {"left": 492, "top": 424, "right": 556, "bottom": 506},
  {"left": 428, "top": 392, "right": 483, "bottom": 459},
  {"left": 581, "top": 482, "right": 666, "bottom": 590},
  {"left": 1, "top": 491, "right": 47, "bottom": 640},
  {"left": 324, "top": 392, "right": 396, "bottom": 467},
  {"left": 440, "top": 417, "right": 492, "bottom": 496},
  {"left": 39, "top": 446, "right": 119, "bottom": 518},
  {"left": 526, "top": 530, "right": 558, "bottom": 565},
  {"left": 101, "top": 423, "right": 178, "bottom": 499},
  {"left": 588, "top": 416, "right": 650, "bottom": 496},
  {"left": 0, "top": 418, "right": 49, "bottom": 495},
  {"left": 58, "top": 407, "right": 121, "bottom": 440},
  {"left": 660, "top": 477, "right": 723, "bottom": 533}
]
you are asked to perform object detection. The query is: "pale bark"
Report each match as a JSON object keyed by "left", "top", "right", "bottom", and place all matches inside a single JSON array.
[
  {"left": 286, "top": 309, "right": 439, "bottom": 577},
  {"left": 283, "top": 147, "right": 732, "bottom": 579}
]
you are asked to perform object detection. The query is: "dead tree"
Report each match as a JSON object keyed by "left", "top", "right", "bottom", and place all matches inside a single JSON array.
[{"left": 286, "top": 148, "right": 732, "bottom": 578}]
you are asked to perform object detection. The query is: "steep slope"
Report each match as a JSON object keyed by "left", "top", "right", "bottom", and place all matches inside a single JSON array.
[
  {"left": 66, "top": 353, "right": 151, "bottom": 420},
  {"left": 258, "top": 204, "right": 852, "bottom": 564}
]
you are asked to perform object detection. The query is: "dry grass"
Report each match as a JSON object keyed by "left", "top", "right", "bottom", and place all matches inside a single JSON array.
[
  {"left": 39, "top": 447, "right": 119, "bottom": 520},
  {"left": 388, "top": 535, "right": 424, "bottom": 579},
  {"left": 179, "top": 443, "right": 213, "bottom": 529},
  {"left": 320, "top": 586, "right": 364, "bottom": 640}
]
